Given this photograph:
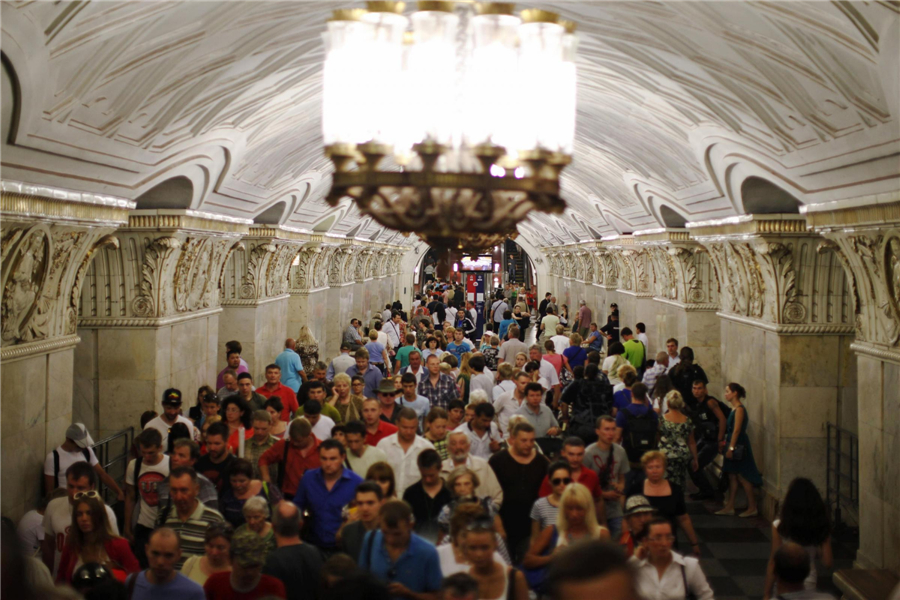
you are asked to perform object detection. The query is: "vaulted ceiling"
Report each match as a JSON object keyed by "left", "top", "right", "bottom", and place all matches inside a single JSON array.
[{"left": 2, "top": 1, "right": 898, "bottom": 248}]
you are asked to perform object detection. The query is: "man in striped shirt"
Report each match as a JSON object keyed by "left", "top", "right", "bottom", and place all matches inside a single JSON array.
[{"left": 159, "top": 466, "right": 224, "bottom": 569}]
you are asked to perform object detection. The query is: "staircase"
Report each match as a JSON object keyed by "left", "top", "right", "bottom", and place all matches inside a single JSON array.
[{"left": 505, "top": 240, "right": 526, "bottom": 284}]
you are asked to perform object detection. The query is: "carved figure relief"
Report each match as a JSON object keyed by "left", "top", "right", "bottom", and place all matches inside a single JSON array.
[{"left": 1, "top": 228, "right": 50, "bottom": 343}]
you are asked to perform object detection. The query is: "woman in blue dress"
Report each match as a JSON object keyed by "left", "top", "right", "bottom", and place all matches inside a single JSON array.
[{"left": 716, "top": 382, "right": 762, "bottom": 517}]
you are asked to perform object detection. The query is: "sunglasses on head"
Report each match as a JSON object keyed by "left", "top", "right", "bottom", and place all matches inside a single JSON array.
[
  {"left": 465, "top": 516, "right": 495, "bottom": 532},
  {"left": 551, "top": 477, "right": 573, "bottom": 486},
  {"left": 73, "top": 490, "right": 101, "bottom": 501}
]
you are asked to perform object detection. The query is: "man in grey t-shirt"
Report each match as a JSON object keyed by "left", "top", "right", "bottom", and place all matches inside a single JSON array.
[{"left": 582, "top": 415, "right": 630, "bottom": 540}]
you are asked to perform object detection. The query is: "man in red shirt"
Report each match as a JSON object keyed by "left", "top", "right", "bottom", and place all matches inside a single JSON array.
[
  {"left": 204, "top": 527, "right": 286, "bottom": 599},
  {"left": 362, "top": 397, "right": 397, "bottom": 447},
  {"left": 256, "top": 364, "right": 299, "bottom": 421},
  {"left": 258, "top": 418, "right": 319, "bottom": 497},
  {"left": 538, "top": 436, "right": 601, "bottom": 502}
]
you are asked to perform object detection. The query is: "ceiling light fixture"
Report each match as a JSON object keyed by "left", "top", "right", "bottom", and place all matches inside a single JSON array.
[{"left": 322, "top": 1, "right": 577, "bottom": 251}]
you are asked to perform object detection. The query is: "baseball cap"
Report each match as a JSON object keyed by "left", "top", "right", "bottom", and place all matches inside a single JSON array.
[
  {"left": 162, "top": 388, "right": 183, "bottom": 406},
  {"left": 66, "top": 423, "right": 95, "bottom": 449},
  {"left": 624, "top": 495, "right": 657, "bottom": 516},
  {"left": 230, "top": 528, "right": 267, "bottom": 568},
  {"left": 375, "top": 380, "right": 400, "bottom": 395}
]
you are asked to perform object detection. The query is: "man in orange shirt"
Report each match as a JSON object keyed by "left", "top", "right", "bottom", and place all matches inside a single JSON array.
[
  {"left": 258, "top": 418, "right": 319, "bottom": 497},
  {"left": 256, "top": 364, "right": 299, "bottom": 421}
]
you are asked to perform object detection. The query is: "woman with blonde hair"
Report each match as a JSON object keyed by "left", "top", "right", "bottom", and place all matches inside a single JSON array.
[
  {"left": 522, "top": 483, "right": 609, "bottom": 587},
  {"left": 626, "top": 450, "right": 701, "bottom": 556},
  {"left": 296, "top": 324, "right": 319, "bottom": 374},
  {"left": 514, "top": 352, "right": 528, "bottom": 370},
  {"left": 658, "top": 390, "right": 698, "bottom": 489},
  {"left": 326, "top": 372, "right": 364, "bottom": 423},
  {"left": 562, "top": 333, "right": 588, "bottom": 369},
  {"left": 438, "top": 466, "right": 504, "bottom": 543}
]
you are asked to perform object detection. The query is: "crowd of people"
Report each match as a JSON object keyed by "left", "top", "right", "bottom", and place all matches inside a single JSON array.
[{"left": 9, "top": 281, "right": 839, "bottom": 600}]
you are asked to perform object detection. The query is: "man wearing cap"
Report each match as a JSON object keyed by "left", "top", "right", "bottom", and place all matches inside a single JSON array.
[
  {"left": 144, "top": 389, "right": 198, "bottom": 448},
  {"left": 576, "top": 300, "right": 592, "bottom": 339},
  {"left": 326, "top": 343, "right": 356, "bottom": 380},
  {"left": 620, "top": 495, "right": 657, "bottom": 558},
  {"left": 204, "top": 528, "right": 286, "bottom": 598},
  {"left": 44, "top": 423, "right": 124, "bottom": 500},
  {"left": 374, "top": 379, "right": 402, "bottom": 424}
]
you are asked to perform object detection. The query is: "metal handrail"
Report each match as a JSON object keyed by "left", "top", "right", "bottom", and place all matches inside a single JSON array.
[
  {"left": 90, "top": 427, "right": 134, "bottom": 507},
  {"left": 826, "top": 422, "right": 858, "bottom": 530}
]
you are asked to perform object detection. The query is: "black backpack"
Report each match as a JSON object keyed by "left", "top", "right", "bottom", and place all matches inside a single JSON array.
[{"left": 623, "top": 408, "right": 659, "bottom": 463}]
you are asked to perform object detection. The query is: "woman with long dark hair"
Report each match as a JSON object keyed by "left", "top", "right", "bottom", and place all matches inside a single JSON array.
[
  {"left": 221, "top": 396, "right": 253, "bottom": 455},
  {"left": 715, "top": 382, "right": 762, "bottom": 517},
  {"left": 763, "top": 477, "right": 832, "bottom": 599},
  {"left": 56, "top": 494, "right": 139, "bottom": 583}
]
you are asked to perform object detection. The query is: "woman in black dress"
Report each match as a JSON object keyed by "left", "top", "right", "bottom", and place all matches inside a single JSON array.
[{"left": 626, "top": 450, "right": 701, "bottom": 556}]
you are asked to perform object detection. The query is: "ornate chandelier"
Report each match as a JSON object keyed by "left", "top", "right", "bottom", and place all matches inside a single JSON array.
[{"left": 322, "top": 1, "right": 577, "bottom": 250}]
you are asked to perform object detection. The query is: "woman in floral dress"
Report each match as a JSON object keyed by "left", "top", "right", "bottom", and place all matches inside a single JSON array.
[{"left": 657, "top": 390, "right": 699, "bottom": 489}]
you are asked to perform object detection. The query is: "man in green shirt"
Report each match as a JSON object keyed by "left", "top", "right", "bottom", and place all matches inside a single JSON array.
[
  {"left": 621, "top": 327, "right": 645, "bottom": 370},
  {"left": 393, "top": 333, "right": 418, "bottom": 374}
]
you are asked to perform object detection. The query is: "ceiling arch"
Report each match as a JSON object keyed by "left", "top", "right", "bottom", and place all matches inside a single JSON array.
[{"left": 0, "top": 1, "right": 896, "bottom": 244}]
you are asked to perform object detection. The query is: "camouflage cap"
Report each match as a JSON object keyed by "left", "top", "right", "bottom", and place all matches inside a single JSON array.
[{"left": 230, "top": 527, "right": 268, "bottom": 568}]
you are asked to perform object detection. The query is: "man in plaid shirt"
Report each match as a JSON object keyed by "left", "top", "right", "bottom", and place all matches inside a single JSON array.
[{"left": 417, "top": 354, "right": 460, "bottom": 409}]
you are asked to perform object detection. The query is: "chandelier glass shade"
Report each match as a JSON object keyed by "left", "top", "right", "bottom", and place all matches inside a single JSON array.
[{"left": 322, "top": 1, "right": 577, "bottom": 249}]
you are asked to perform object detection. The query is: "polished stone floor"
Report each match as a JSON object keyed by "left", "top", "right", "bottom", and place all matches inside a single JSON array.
[{"left": 679, "top": 498, "right": 856, "bottom": 600}]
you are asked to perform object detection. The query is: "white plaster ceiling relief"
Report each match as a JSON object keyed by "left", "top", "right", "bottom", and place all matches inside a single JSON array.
[{"left": 0, "top": 1, "right": 897, "bottom": 242}]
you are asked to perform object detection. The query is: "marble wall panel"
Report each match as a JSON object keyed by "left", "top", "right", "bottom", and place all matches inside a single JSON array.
[{"left": 73, "top": 328, "right": 98, "bottom": 434}]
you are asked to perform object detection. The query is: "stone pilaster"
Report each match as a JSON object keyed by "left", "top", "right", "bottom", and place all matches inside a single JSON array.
[
  {"left": 219, "top": 225, "right": 309, "bottom": 381},
  {"left": 806, "top": 196, "right": 900, "bottom": 572},
  {"left": 689, "top": 215, "right": 855, "bottom": 516},
  {"left": 634, "top": 228, "right": 721, "bottom": 388},
  {"left": 1, "top": 180, "right": 133, "bottom": 520},
  {"left": 76, "top": 210, "right": 249, "bottom": 438}
]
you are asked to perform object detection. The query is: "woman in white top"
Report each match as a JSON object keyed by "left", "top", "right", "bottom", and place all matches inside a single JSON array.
[
  {"left": 422, "top": 336, "right": 445, "bottom": 362},
  {"left": 631, "top": 517, "right": 714, "bottom": 600},
  {"left": 464, "top": 517, "right": 529, "bottom": 600},
  {"left": 602, "top": 342, "right": 629, "bottom": 386},
  {"left": 180, "top": 523, "right": 232, "bottom": 586}
]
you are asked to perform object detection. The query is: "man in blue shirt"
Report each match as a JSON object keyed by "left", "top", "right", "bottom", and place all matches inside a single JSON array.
[
  {"left": 445, "top": 329, "right": 473, "bottom": 362},
  {"left": 293, "top": 439, "right": 362, "bottom": 550},
  {"left": 275, "top": 338, "right": 306, "bottom": 394},
  {"left": 346, "top": 348, "right": 384, "bottom": 399},
  {"left": 497, "top": 309, "right": 516, "bottom": 341},
  {"left": 359, "top": 500, "right": 442, "bottom": 599}
]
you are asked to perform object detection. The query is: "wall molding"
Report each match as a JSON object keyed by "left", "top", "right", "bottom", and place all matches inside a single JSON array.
[
  {"left": 850, "top": 341, "right": 900, "bottom": 364},
  {"left": 221, "top": 294, "right": 291, "bottom": 307},
  {"left": 78, "top": 307, "right": 222, "bottom": 329},
  {"left": 0, "top": 334, "right": 81, "bottom": 362},
  {"left": 717, "top": 311, "right": 855, "bottom": 335}
]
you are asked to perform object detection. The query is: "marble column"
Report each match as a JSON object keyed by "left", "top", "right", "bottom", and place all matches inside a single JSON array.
[
  {"left": 690, "top": 215, "right": 855, "bottom": 517},
  {"left": 75, "top": 210, "right": 248, "bottom": 439},
  {"left": 633, "top": 229, "right": 721, "bottom": 391},
  {"left": 219, "top": 226, "right": 305, "bottom": 381},
  {"left": 806, "top": 197, "right": 900, "bottom": 572},
  {"left": 1, "top": 180, "right": 133, "bottom": 520}
]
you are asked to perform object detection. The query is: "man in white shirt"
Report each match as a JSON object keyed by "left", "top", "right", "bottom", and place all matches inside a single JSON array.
[
  {"left": 529, "top": 345, "right": 561, "bottom": 406},
  {"left": 344, "top": 420, "right": 389, "bottom": 477},
  {"left": 444, "top": 304, "right": 458, "bottom": 330},
  {"left": 376, "top": 408, "right": 435, "bottom": 496},
  {"left": 125, "top": 428, "right": 171, "bottom": 567},
  {"left": 630, "top": 518, "right": 712, "bottom": 600},
  {"left": 664, "top": 338, "right": 681, "bottom": 373},
  {"left": 385, "top": 312, "right": 404, "bottom": 351},
  {"left": 635, "top": 322, "right": 649, "bottom": 351},
  {"left": 144, "top": 389, "right": 198, "bottom": 448},
  {"left": 382, "top": 304, "right": 393, "bottom": 323},
  {"left": 493, "top": 371, "right": 530, "bottom": 436},
  {"left": 460, "top": 402, "right": 502, "bottom": 459},
  {"left": 468, "top": 355, "right": 495, "bottom": 400},
  {"left": 326, "top": 343, "right": 357, "bottom": 380},
  {"left": 550, "top": 325, "right": 570, "bottom": 353},
  {"left": 301, "top": 399, "right": 335, "bottom": 440},
  {"left": 440, "top": 431, "right": 503, "bottom": 507},
  {"left": 43, "top": 462, "right": 119, "bottom": 577},
  {"left": 44, "top": 423, "right": 123, "bottom": 500}
]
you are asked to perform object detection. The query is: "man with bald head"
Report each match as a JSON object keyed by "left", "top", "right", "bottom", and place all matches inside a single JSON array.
[
  {"left": 276, "top": 338, "right": 307, "bottom": 393},
  {"left": 263, "top": 501, "right": 324, "bottom": 600},
  {"left": 127, "top": 527, "right": 205, "bottom": 600}
]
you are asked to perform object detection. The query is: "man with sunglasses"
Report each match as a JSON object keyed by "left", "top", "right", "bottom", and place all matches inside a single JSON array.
[
  {"left": 42, "top": 462, "right": 119, "bottom": 577},
  {"left": 359, "top": 500, "right": 442, "bottom": 600}
]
